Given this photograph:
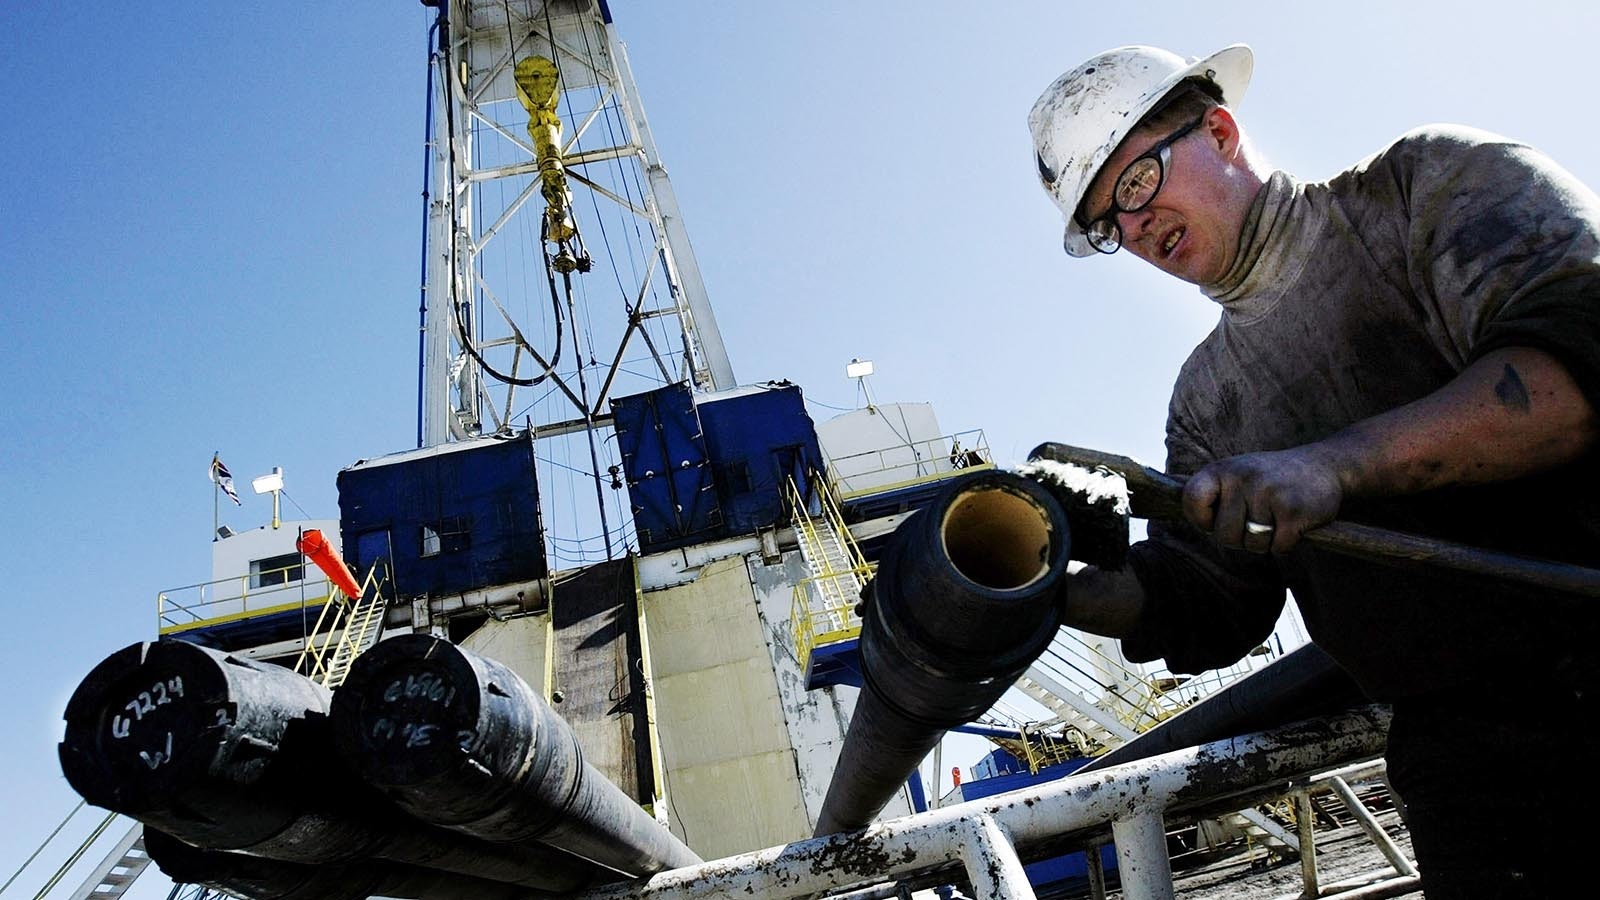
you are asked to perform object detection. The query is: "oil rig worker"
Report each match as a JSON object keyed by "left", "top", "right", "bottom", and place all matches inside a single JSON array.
[{"left": 1029, "top": 44, "right": 1599, "bottom": 898}]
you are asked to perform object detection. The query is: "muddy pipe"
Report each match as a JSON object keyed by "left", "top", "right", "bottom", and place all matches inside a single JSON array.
[
  {"left": 142, "top": 827, "right": 544, "bottom": 900},
  {"left": 813, "top": 470, "right": 1070, "bottom": 836},
  {"left": 329, "top": 634, "right": 702, "bottom": 876},
  {"left": 57, "top": 640, "right": 611, "bottom": 892},
  {"left": 1077, "top": 642, "right": 1369, "bottom": 774}
]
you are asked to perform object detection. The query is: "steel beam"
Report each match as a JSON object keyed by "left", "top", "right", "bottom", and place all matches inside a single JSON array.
[{"left": 575, "top": 706, "right": 1391, "bottom": 900}]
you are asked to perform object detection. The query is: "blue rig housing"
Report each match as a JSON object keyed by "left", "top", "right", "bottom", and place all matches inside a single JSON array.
[
  {"left": 612, "top": 381, "right": 825, "bottom": 555},
  {"left": 336, "top": 431, "right": 546, "bottom": 599}
]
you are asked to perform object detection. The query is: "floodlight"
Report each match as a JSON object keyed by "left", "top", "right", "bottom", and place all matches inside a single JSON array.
[{"left": 252, "top": 467, "right": 285, "bottom": 495}]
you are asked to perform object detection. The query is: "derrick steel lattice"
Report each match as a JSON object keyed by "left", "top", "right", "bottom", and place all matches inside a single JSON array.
[{"left": 422, "top": 0, "right": 733, "bottom": 448}]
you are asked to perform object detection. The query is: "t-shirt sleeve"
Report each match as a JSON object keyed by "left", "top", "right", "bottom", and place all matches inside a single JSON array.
[
  {"left": 1473, "top": 273, "right": 1600, "bottom": 415},
  {"left": 1399, "top": 127, "right": 1600, "bottom": 410}
]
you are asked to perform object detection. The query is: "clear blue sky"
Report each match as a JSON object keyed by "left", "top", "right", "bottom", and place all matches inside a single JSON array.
[{"left": 4, "top": 2, "right": 1598, "bottom": 894}]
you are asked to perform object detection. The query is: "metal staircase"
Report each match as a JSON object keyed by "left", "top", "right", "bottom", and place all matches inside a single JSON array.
[
  {"left": 787, "top": 474, "right": 872, "bottom": 670},
  {"left": 71, "top": 824, "right": 149, "bottom": 900},
  {"left": 1014, "top": 672, "right": 1132, "bottom": 750},
  {"left": 794, "top": 516, "right": 863, "bottom": 631},
  {"left": 1006, "top": 631, "right": 1166, "bottom": 768},
  {"left": 3, "top": 807, "right": 157, "bottom": 900},
  {"left": 1010, "top": 626, "right": 1280, "bottom": 763},
  {"left": 59, "top": 822, "right": 225, "bottom": 900},
  {"left": 1005, "top": 629, "right": 1306, "bottom": 851},
  {"left": 293, "top": 563, "right": 391, "bottom": 688}
]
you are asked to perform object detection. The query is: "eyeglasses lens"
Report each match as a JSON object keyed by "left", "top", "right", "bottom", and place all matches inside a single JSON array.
[
  {"left": 1116, "top": 157, "right": 1163, "bottom": 212},
  {"left": 1087, "top": 218, "right": 1120, "bottom": 253}
]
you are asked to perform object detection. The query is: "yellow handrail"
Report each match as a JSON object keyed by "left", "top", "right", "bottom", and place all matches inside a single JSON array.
[
  {"left": 786, "top": 471, "right": 877, "bottom": 672},
  {"left": 291, "top": 591, "right": 347, "bottom": 682},
  {"left": 157, "top": 562, "right": 335, "bottom": 633},
  {"left": 813, "top": 474, "right": 871, "bottom": 577},
  {"left": 293, "top": 563, "right": 390, "bottom": 687}
]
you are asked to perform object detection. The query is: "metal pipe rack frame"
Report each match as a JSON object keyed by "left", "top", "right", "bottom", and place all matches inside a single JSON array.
[{"left": 576, "top": 705, "right": 1400, "bottom": 900}]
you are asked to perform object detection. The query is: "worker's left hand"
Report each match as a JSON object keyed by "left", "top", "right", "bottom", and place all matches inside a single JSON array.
[{"left": 1182, "top": 448, "right": 1344, "bottom": 554}]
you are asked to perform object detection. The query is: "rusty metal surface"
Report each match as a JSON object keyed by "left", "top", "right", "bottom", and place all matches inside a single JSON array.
[{"left": 576, "top": 706, "right": 1390, "bottom": 900}]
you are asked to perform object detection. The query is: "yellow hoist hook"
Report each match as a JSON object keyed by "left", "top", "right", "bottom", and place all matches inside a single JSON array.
[{"left": 514, "top": 56, "right": 578, "bottom": 246}]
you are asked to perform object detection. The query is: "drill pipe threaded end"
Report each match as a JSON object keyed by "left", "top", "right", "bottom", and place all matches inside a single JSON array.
[{"left": 815, "top": 470, "right": 1070, "bottom": 836}]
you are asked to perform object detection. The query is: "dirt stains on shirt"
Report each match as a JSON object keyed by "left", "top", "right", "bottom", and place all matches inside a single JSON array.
[{"left": 1130, "top": 124, "right": 1600, "bottom": 699}]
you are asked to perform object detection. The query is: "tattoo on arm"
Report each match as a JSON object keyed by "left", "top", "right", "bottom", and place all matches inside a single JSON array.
[{"left": 1494, "top": 363, "right": 1531, "bottom": 414}]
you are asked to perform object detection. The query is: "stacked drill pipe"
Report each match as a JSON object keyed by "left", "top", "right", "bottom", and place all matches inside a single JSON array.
[
  {"left": 58, "top": 640, "right": 612, "bottom": 894},
  {"left": 142, "top": 827, "right": 536, "bottom": 900},
  {"left": 328, "top": 634, "right": 702, "bottom": 876},
  {"left": 813, "top": 470, "right": 1071, "bottom": 836}
]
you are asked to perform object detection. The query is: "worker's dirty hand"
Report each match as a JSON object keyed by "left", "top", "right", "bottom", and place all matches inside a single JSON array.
[{"left": 1182, "top": 449, "right": 1344, "bottom": 554}]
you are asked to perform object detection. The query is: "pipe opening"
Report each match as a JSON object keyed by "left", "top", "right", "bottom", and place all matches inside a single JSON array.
[{"left": 940, "top": 487, "right": 1052, "bottom": 590}]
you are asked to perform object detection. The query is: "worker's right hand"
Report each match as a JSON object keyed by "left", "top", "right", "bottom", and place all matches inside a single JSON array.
[{"left": 1182, "top": 447, "right": 1345, "bottom": 554}]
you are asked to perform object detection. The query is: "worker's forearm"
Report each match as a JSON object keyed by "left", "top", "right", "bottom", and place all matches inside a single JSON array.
[
  {"left": 1311, "top": 347, "right": 1597, "bottom": 497},
  {"left": 1062, "top": 564, "right": 1147, "bottom": 638}
]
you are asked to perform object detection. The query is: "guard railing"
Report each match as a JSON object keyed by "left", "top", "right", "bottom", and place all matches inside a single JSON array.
[
  {"left": 824, "top": 429, "right": 994, "bottom": 501},
  {"left": 157, "top": 564, "right": 333, "bottom": 635}
]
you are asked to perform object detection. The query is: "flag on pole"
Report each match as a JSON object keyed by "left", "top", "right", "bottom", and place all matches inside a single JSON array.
[{"left": 210, "top": 454, "right": 242, "bottom": 506}]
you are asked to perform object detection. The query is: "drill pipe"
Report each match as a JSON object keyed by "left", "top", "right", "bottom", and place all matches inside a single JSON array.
[
  {"left": 813, "top": 470, "right": 1070, "bottom": 836},
  {"left": 329, "top": 634, "right": 702, "bottom": 876},
  {"left": 1078, "top": 642, "right": 1368, "bottom": 774},
  {"left": 58, "top": 640, "right": 610, "bottom": 892},
  {"left": 143, "top": 827, "right": 541, "bottom": 900}
]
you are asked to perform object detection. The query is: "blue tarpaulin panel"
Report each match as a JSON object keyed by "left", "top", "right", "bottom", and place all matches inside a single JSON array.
[
  {"left": 336, "top": 432, "right": 545, "bottom": 599},
  {"left": 611, "top": 382, "right": 723, "bottom": 554},
  {"left": 612, "top": 381, "right": 826, "bottom": 554},
  {"left": 696, "top": 382, "right": 824, "bottom": 536}
]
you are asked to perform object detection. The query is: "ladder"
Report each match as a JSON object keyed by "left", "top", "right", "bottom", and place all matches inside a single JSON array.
[
  {"left": 69, "top": 824, "right": 149, "bottom": 900},
  {"left": 318, "top": 586, "right": 388, "bottom": 689},
  {"left": 1011, "top": 629, "right": 1167, "bottom": 759},
  {"left": 1014, "top": 671, "right": 1132, "bottom": 751},
  {"left": 4, "top": 807, "right": 154, "bottom": 900},
  {"left": 794, "top": 517, "right": 864, "bottom": 632},
  {"left": 787, "top": 474, "right": 870, "bottom": 638},
  {"left": 294, "top": 564, "right": 390, "bottom": 689}
]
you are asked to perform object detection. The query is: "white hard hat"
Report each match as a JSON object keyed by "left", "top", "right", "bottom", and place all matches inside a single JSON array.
[{"left": 1028, "top": 44, "right": 1253, "bottom": 257}]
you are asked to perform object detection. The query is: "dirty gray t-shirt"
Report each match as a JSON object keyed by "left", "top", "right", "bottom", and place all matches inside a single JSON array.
[{"left": 1122, "top": 125, "right": 1600, "bottom": 700}]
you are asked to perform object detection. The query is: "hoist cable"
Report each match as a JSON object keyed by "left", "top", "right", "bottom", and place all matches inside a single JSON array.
[
  {"left": 446, "top": 1, "right": 579, "bottom": 392},
  {"left": 452, "top": 242, "right": 566, "bottom": 388},
  {"left": 586, "top": 39, "right": 680, "bottom": 374}
]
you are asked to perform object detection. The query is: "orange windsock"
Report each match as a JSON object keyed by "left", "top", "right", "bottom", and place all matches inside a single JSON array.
[{"left": 296, "top": 529, "right": 363, "bottom": 600}]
